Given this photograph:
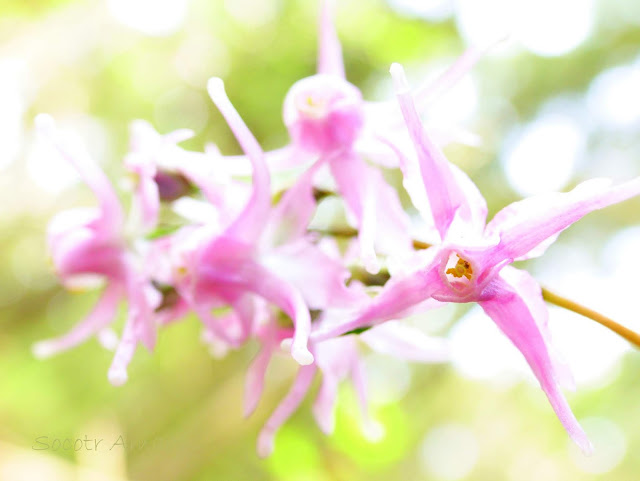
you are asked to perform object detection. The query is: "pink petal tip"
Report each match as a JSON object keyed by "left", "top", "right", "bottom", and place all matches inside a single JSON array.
[{"left": 108, "top": 368, "right": 128, "bottom": 386}]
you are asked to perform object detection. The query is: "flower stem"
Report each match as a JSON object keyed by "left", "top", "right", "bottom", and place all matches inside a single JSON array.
[{"left": 541, "top": 287, "right": 640, "bottom": 349}]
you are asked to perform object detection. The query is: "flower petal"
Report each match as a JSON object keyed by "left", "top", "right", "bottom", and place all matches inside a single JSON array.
[
  {"left": 239, "top": 262, "right": 314, "bottom": 365},
  {"left": 262, "top": 239, "right": 362, "bottom": 309},
  {"left": 48, "top": 220, "right": 126, "bottom": 283},
  {"left": 413, "top": 44, "right": 490, "bottom": 109},
  {"left": 317, "top": 0, "right": 345, "bottom": 78},
  {"left": 107, "top": 317, "right": 137, "bottom": 386},
  {"left": 244, "top": 328, "right": 281, "bottom": 417},
  {"left": 257, "top": 364, "right": 317, "bottom": 457},
  {"left": 213, "top": 146, "right": 316, "bottom": 177},
  {"left": 313, "top": 256, "right": 443, "bottom": 341},
  {"left": 124, "top": 269, "right": 159, "bottom": 351},
  {"left": 125, "top": 151, "right": 160, "bottom": 233},
  {"left": 230, "top": 293, "right": 257, "bottom": 344},
  {"left": 262, "top": 158, "right": 327, "bottom": 247},
  {"left": 478, "top": 271, "right": 592, "bottom": 453},
  {"left": 330, "top": 152, "right": 412, "bottom": 273},
  {"left": 390, "top": 64, "right": 486, "bottom": 239},
  {"left": 370, "top": 168, "right": 415, "bottom": 259},
  {"left": 329, "top": 152, "right": 378, "bottom": 272},
  {"left": 377, "top": 134, "right": 487, "bottom": 243},
  {"left": 350, "top": 351, "right": 384, "bottom": 441},
  {"left": 499, "top": 266, "right": 575, "bottom": 390},
  {"left": 485, "top": 177, "right": 640, "bottom": 264},
  {"left": 196, "top": 238, "right": 314, "bottom": 365},
  {"left": 35, "top": 114, "right": 123, "bottom": 233},
  {"left": 107, "top": 276, "right": 161, "bottom": 386},
  {"left": 33, "top": 283, "right": 121, "bottom": 358},
  {"left": 192, "top": 304, "right": 243, "bottom": 347},
  {"left": 207, "top": 78, "right": 271, "bottom": 242},
  {"left": 313, "top": 367, "right": 340, "bottom": 434},
  {"left": 373, "top": 136, "right": 435, "bottom": 228},
  {"left": 361, "top": 321, "right": 450, "bottom": 363}
]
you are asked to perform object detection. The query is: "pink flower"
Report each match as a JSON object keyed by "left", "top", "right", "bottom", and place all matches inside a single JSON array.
[
  {"left": 283, "top": 74, "right": 364, "bottom": 154},
  {"left": 125, "top": 120, "right": 251, "bottom": 228},
  {"left": 124, "top": 121, "right": 194, "bottom": 232},
  {"left": 218, "top": 0, "right": 487, "bottom": 273},
  {"left": 313, "top": 63, "right": 640, "bottom": 454},
  {"left": 33, "top": 115, "right": 159, "bottom": 386},
  {"left": 171, "top": 78, "right": 360, "bottom": 365},
  {"left": 247, "top": 298, "right": 450, "bottom": 457}
]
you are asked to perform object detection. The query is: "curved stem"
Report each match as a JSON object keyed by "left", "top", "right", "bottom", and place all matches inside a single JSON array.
[{"left": 542, "top": 288, "right": 640, "bottom": 349}]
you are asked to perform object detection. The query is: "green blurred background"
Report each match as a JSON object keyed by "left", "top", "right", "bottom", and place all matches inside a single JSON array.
[{"left": 1, "top": 0, "right": 640, "bottom": 479}]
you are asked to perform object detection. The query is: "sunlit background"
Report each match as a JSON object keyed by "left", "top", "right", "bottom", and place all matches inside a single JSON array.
[{"left": 2, "top": 0, "right": 640, "bottom": 479}]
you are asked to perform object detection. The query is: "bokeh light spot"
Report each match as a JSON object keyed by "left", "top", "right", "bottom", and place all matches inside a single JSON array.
[
  {"left": 587, "top": 61, "right": 640, "bottom": 131},
  {"left": 108, "top": 0, "right": 190, "bottom": 36},
  {"left": 569, "top": 418, "right": 627, "bottom": 474},
  {"left": 363, "top": 354, "right": 411, "bottom": 405},
  {"left": 502, "top": 113, "right": 584, "bottom": 196},
  {"left": 420, "top": 423, "right": 479, "bottom": 480}
]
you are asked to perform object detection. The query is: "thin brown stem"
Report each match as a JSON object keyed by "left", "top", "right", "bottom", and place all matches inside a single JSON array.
[
  {"left": 310, "top": 227, "right": 359, "bottom": 238},
  {"left": 412, "top": 239, "right": 432, "bottom": 250},
  {"left": 542, "top": 288, "right": 640, "bottom": 349}
]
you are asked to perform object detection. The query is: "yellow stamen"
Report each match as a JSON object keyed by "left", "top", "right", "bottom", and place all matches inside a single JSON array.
[
  {"left": 446, "top": 256, "right": 473, "bottom": 281},
  {"left": 297, "top": 94, "right": 328, "bottom": 118},
  {"left": 176, "top": 266, "right": 188, "bottom": 277}
]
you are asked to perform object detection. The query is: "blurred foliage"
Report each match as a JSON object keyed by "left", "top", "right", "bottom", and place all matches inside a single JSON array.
[{"left": 1, "top": 0, "right": 640, "bottom": 480}]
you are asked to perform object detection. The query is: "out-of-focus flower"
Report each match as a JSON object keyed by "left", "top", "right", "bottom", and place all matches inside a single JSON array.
[
  {"left": 169, "top": 78, "right": 361, "bottom": 366},
  {"left": 33, "top": 114, "right": 160, "bottom": 386},
  {"left": 248, "top": 291, "right": 451, "bottom": 457},
  {"left": 219, "top": 0, "right": 486, "bottom": 273},
  {"left": 313, "top": 63, "right": 640, "bottom": 454},
  {"left": 125, "top": 120, "right": 251, "bottom": 229}
]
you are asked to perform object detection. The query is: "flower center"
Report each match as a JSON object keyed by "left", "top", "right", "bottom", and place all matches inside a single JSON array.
[
  {"left": 446, "top": 255, "right": 473, "bottom": 281},
  {"left": 154, "top": 171, "right": 193, "bottom": 201},
  {"left": 296, "top": 93, "right": 329, "bottom": 119},
  {"left": 283, "top": 74, "right": 365, "bottom": 154}
]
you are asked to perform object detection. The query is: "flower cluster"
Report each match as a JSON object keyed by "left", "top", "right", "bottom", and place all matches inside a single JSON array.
[{"left": 36, "top": 0, "right": 640, "bottom": 457}]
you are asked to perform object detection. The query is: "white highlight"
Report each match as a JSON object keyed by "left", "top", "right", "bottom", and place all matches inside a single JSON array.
[
  {"left": 107, "top": 0, "right": 189, "bottom": 36},
  {"left": 98, "top": 329, "right": 119, "bottom": 351},
  {"left": 27, "top": 116, "right": 110, "bottom": 194},
  {"left": 587, "top": 61, "right": 640, "bottom": 131},
  {"left": 450, "top": 306, "right": 533, "bottom": 385},
  {"left": 569, "top": 418, "right": 627, "bottom": 474},
  {"left": 224, "top": 0, "right": 281, "bottom": 27},
  {"left": 455, "top": 0, "right": 595, "bottom": 57},
  {"left": 420, "top": 423, "right": 479, "bottom": 480},
  {"left": 364, "top": 354, "right": 411, "bottom": 405},
  {"left": 387, "top": 0, "right": 454, "bottom": 21},
  {"left": 175, "top": 32, "right": 231, "bottom": 87},
  {"left": 515, "top": 0, "right": 595, "bottom": 57},
  {"left": 0, "top": 59, "right": 27, "bottom": 171},
  {"left": 32, "top": 341, "right": 56, "bottom": 360},
  {"left": 108, "top": 368, "right": 128, "bottom": 386},
  {"left": 154, "top": 88, "right": 210, "bottom": 134},
  {"left": 454, "top": 0, "right": 512, "bottom": 49},
  {"left": 502, "top": 113, "right": 584, "bottom": 196},
  {"left": 426, "top": 74, "right": 478, "bottom": 125}
]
